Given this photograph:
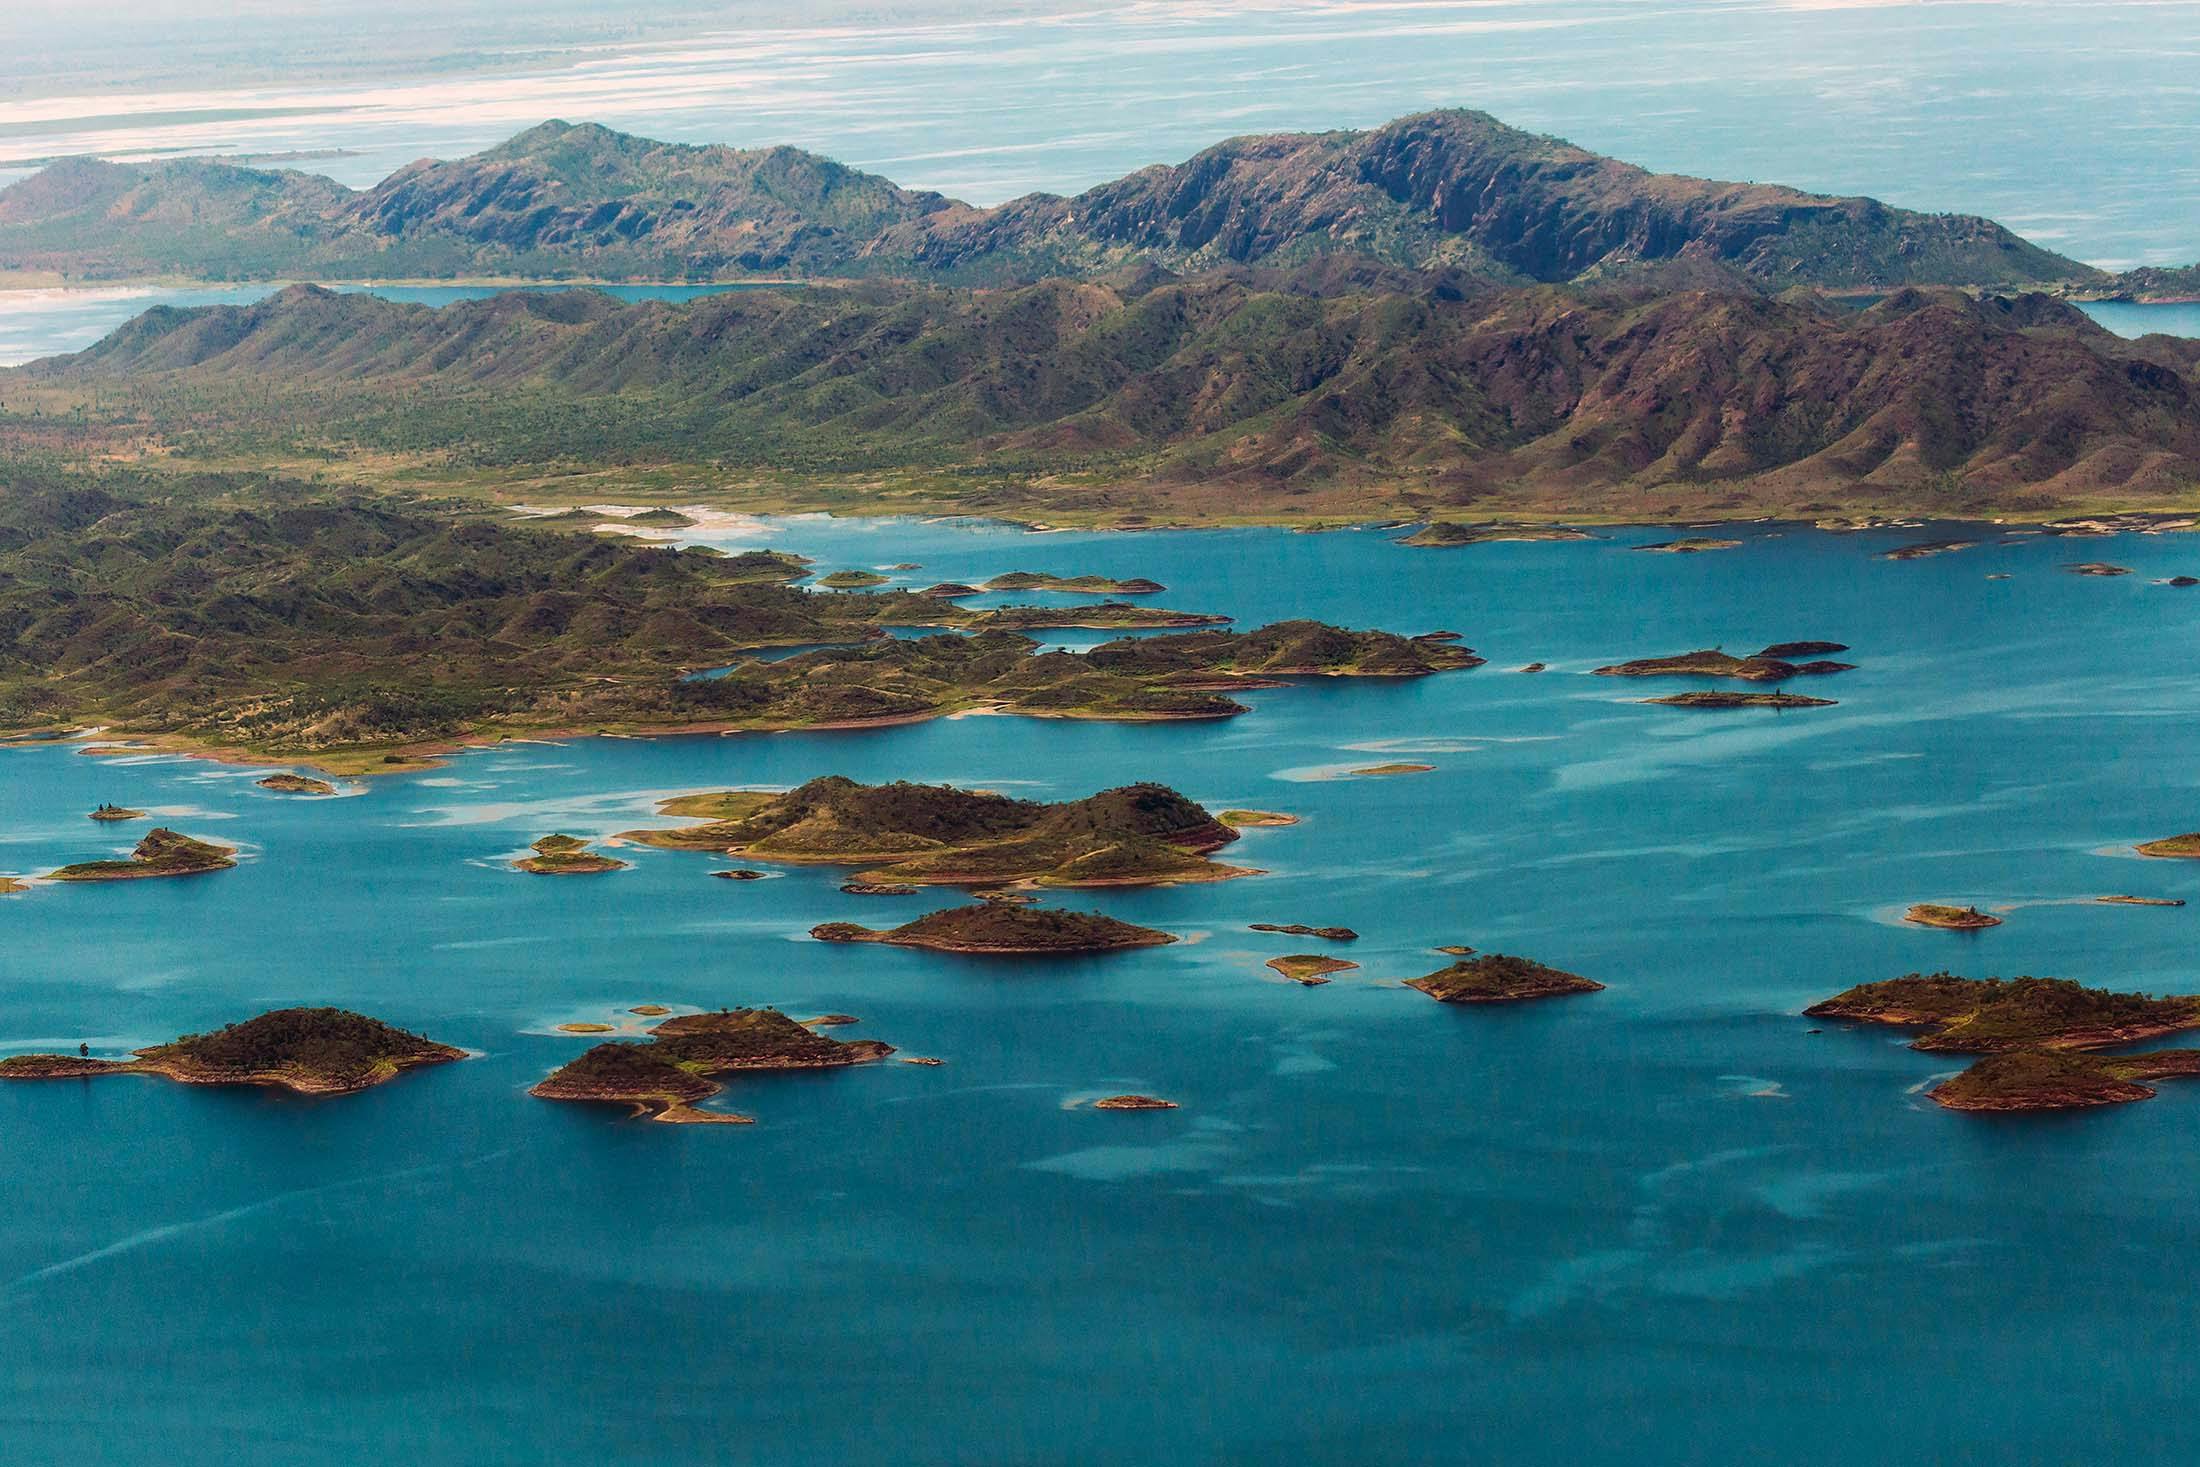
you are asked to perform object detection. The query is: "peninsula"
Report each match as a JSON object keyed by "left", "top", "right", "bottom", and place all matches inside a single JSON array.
[
  {"left": 624, "top": 776, "right": 1255, "bottom": 888},
  {"left": 1406, "top": 954, "right": 1605, "bottom": 1003},
  {"left": 0, "top": 1008, "right": 462, "bottom": 1095},
  {"left": 812, "top": 905, "right": 1177, "bottom": 954},
  {"left": 47, "top": 828, "right": 235, "bottom": 882}
]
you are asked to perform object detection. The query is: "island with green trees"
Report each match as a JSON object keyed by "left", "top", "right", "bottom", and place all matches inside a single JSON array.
[
  {"left": 1250, "top": 922, "right": 1357, "bottom": 940},
  {"left": 812, "top": 904, "right": 1176, "bottom": 954},
  {"left": 0, "top": 1008, "right": 463, "bottom": 1095},
  {"left": 816, "top": 570, "right": 890, "bottom": 589},
  {"left": 514, "top": 834, "right": 628, "bottom": 875},
  {"left": 1092, "top": 1095, "right": 1179, "bottom": 1110},
  {"left": 624, "top": 777, "right": 1256, "bottom": 888},
  {"left": 1929, "top": 1049, "right": 2200, "bottom": 1112},
  {"left": 47, "top": 828, "right": 236, "bottom": 882},
  {"left": 1401, "top": 524, "right": 1594, "bottom": 547},
  {"left": 1407, "top": 954, "right": 1605, "bottom": 1003},
  {"left": 531, "top": 1007, "right": 894, "bottom": 1122},
  {"left": 1220, "top": 810, "right": 1298, "bottom": 829}
]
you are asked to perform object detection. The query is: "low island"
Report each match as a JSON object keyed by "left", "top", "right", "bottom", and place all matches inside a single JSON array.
[
  {"left": 1594, "top": 646, "right": 1854, "bottom": 682},
  {"left": 1644, "top": 692, "right": 1836, "bottom": 709},
  {"left": 2064, "top": 562, "right": 2133, "bottom": 577},
  {"left": 1402, "top": 523, "right": 1593, "bottom": 548},
  {"left": 257, "top": 773, "right": 337, "bottom": 795},
  {"left": 514, "top": 834, "right": 628, "bottom": 875},
  {"left": 1928, "top": 1049, "right": 2200, "bottom": 1112},
  {"left": 1266, "top": 954, "right": 1359, "bottom": 985},
  {"left": 1905, "top": 903, "right": 2002, "bottom": 930},
  {"left": 1092, "top": 1094, "right": 1179, "bottom": 1110},
  {"left": 1407, "top": 954, "right": 1604, "bottom": 1004},
  {"left": 531, "top": 1006, "right": 894, "bottom": 1122},
  {"left": 2135, "top": 833, "right": 2200, "bottom": 859},
  {"left": 1637, "top": 538, "right": 1742, "bottom": 553},
  {"left": 88, "top": 803, "right": 145, "bottom": 822},
  {"left": 1803, "top": 973, "right": 2200, "bottom": 1053},
  {"left": 1250, "top": 922, "right": 1357, "bottom": 941},
  {"left": 1219, "top": 810, "right": 1298, "bottom": 829},
  {"left": 625, "top": 776, "right": 1257, "bottom": 888},
  {"left": 983, "top": 572, "right": 1167, "bottom": 595},
  {"left": 816, "top": 570, "right": 890, "bottom": 589},
  {"left": 0, "top": 1007, "right": 462, "bottom": 1096},
  {"left": 812, "top": 904, "right": 1176, "bottom": 955},
  {"left": 47, "top": 828, "right": 236, "bottom": 882},
  {"left": 1352, "top": 763, "right": 1434, "bottom": 776}
]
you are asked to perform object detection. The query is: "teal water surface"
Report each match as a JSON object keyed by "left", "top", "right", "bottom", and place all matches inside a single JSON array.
[{"left": 6, "top": 519, "right": 2200, "bottom": 1462}]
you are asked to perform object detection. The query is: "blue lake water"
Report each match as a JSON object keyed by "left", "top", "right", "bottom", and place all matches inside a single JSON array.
[{"left": 8, "top": 517, "right": 2200, "bottom": 1462}]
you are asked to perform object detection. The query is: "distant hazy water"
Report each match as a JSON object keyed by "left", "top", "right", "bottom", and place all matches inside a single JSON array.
[
  {"left": 9, "top": 518, "right": 2200, "bottom": 1461},
  {"left": 0, "top": 284, "right": 2191, "bottom": 368}
]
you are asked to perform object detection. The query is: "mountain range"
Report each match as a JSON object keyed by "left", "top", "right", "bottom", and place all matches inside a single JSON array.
[
  {"left": 0, "top": 111, "right": 2140, "bottom": 294},
  {"left": 30, "top": 266, "right": 2199, "bottom": 518}
]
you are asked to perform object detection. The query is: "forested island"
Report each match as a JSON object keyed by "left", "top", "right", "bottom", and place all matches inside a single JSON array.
[
  {"left": 1407, "top": 954, "right": 1604, "bottom": 1003},
  {"left": 532, "top": 1007, "right": 893, "bottom": 1122},
  {"left": 0, "top": 1008, "right": 462, "bottom": 1095},
  {"left": 625, "top": 777, "right": 1254, "bottom": 887},
  {"left": 812, "top": 905, "right": 1177, "bottom": 954}
]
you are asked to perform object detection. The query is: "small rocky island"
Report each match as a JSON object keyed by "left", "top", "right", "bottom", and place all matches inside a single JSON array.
[
  {"left": 1266, "top": 955, "right": 1359, "bottom": 985},
  {"left": 983, "top": 572, "right": 1167, "bottom": 595},
  {"left": 1407, "top": 954, "right": 1604, "bottom": 1003},
  {"left": 531, "top": 1007, "right": 893, "bottom": 1123},
  {"left": 812, "top": 904, "right": 1177, "bottom": 954},
  {"left": 1352, "top": 762, "right": 1434, "bottom": 776},
  {"left": 48, "top": 828, "right": 236, "bottom": 882},
  {"left": 1803, "top": 973, "right": 2200, "bottom": 1053},
  {"left": 1092, "top": 1094, "right": 1178, "bottom": 1110},
  {"left": 2063, "top": 562, "right": 2132, "bottom": 577},
  {"left": 514, "top": 834, "right": 628, "bottom": 875},
  {"left": 1644, "top": 692, "right": 1836, "bottom": 709},
  {"left": 626, "top": 776, "right": 1256, "bottom": 888},
  {"left": 0, "top": 1008, "right": 463, "bottom": 1095},
  {"left": 88, "top": 803, "right": 145, "bottom": 822},
  {"left": 2135, "top": 832, "right": 2200, "bottom": 859},
  {"left": 1905, "top": 903, "right": 2002, "bottom": 930},
  {"left": 1594, "top": 645, "right": 1854, "bottom": 681},
  {"left": 257, "top": 773, "right": 337, "bottom": 795}
]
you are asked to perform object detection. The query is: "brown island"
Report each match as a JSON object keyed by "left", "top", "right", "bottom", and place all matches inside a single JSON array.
[
  {"left": 1645, "top": 691, "right": 1836, "bottom": 709},
  {"left": 1905, "top": 903, "right": 2002, "bottom": 930},
  {"left": 1407, "top": 954, "right": 1604, "bottom": 1003},
  {"left": 0, "top": 1007, "right": 463, "bottom": 1096},
  {"left": 1637, "top": 538, "right": 1742, "bottom": 553},
  {"left": 88, "top": 803, "right": 145, "bottom": 821},
  {"left": 625, "top": 776, "right": 1257, "bottom": 888},
  {"left": 1219, "top": 810, "right": 1298, "bottom": 829},
  {"left": 1401, "top": 523, "right": 1593, "bottom": 548},
  {"left": 2064, "top": 562, "right": 2133, "bottom": 577},
  {"left": 815, "top": 569, "right": 889, "bottom": 589},
  {"left": 48, "top": 827, "right": 235, "bottom": 881},
  {"left": 982, "top": 572, "right": 1168, "bottom": 595},
  {"left": 531, "top": 1007, "right": 893, "bottom": 1123},
  {"left": 1806, "top": 973, "right": 2200, "bottom": 1113},
  {"left": 513, "top": 834, "right": 628, "bottom": 875},
  {"left": 1595, "top": 644, "right": 1854, "bottom": 682},
  {"left": 257, "top": 773, "right": 337, "bottom": 795},
  {"left": 1092, "top": 1094, "right": 1178, "bottom": 1110},
  {"left": 2135, "top": 832, "right": 2200, "bottom": 859},
  {"left": 1267, "top": 955, "right": 1358, "bottom": 985},
  {"left": 812, "top": 904, "right": 1176, "bottom": 955},
  {"left": 1250, "top": 922, "right": 1357, "bottom": 941}
]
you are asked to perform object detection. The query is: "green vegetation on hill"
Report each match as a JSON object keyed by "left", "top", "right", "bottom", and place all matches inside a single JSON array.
[
  {"left": 1930, "top": 1049, "right": 2200, "bottom": 1112},
  {"left": 530, "top": 1006, "right": 893, "bottom": 1121},
  {"left": 22, "top": 274, "right": 2200, "bottom": 522},
  {"left": 626, "top": 776, "right": 1251, "bottom": 887},
  {"left": 0, "top": 478, "right": 1394, "bottom": 762},
  {"left": 1594, "top": 647, "right": 1854, "bottom": 682}
]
